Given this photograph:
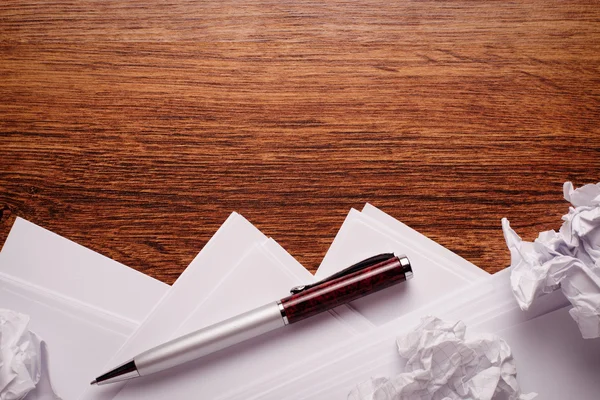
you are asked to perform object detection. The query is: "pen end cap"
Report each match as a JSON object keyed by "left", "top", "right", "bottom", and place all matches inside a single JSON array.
[{"left": 398, "top": 256, "right": 413, "bottom": 280}]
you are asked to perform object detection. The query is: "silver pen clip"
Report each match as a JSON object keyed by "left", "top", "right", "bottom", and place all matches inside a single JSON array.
[{"left": 289, "top": 253, "right": 396, "bottom": 294}]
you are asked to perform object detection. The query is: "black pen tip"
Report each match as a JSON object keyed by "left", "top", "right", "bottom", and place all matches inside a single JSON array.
[{"left": 90, "top": 379, "right": 97, "bottom": 385}]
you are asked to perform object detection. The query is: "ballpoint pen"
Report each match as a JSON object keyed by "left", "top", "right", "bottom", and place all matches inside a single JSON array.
[{"left": 91, "top": 253, "right": 412, "bottom": 385}]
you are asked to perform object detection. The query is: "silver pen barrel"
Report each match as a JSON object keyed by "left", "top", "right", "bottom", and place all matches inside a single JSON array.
[{"left": 93, "top": 301, "right": 286, "bottom": 384}]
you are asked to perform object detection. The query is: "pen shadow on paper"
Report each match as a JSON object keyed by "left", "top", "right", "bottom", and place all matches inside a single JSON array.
[{"left": 348, "top": 283, "right": 412, "bottom": 326}]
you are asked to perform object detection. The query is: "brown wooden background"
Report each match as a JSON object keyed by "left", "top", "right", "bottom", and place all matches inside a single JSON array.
[{"left": 1, "top": 1, "right": 599, "bottom": 284}]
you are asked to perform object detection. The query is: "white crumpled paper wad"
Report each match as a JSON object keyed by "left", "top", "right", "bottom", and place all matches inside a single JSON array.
[
  {"left": 0, "top": 309, "right": 61, "bottom": 400},
  {"left": 348, "top": 316, "right": 535, "bottom": 400},
  {"left": 502, "top": 182, "right": 600, "bottom": 339}
]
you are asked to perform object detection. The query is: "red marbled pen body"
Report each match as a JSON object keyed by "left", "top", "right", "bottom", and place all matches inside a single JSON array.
[{"left": 280, "top": 255, "right": 412, "bottom": 324}]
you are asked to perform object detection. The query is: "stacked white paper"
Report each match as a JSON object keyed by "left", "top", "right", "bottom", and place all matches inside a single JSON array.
[
  {"left": 0, "top": 204, "right": 596, "bottom": 400},
  {"left": 0, "top": 218, "right": 169, "bottom": 399}
]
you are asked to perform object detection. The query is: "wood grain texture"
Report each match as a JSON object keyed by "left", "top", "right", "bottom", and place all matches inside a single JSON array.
[{"left": 1, "top": 1, "right": 599, "bottom": 284}]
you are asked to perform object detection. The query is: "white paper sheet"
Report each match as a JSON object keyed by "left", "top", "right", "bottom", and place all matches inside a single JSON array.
[
  {"left": 0, "top": 218, "right": 168, "bottom": 325},
  {"left": 0, "top": 218, "right": 170, "bottom": 400},
  {"left": 361, "top": 204, "right": 489, "bottom": 281},
  {"left": 317, "top": 209, "right": 488, "bottom": 326},
  {"left": 496, "top": 307, "right": 600, "bottom": 399}
]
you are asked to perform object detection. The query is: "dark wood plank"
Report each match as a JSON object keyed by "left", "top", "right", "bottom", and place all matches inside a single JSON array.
[{"left": 1, "top": 1, "right": 599, "bottom": 284}]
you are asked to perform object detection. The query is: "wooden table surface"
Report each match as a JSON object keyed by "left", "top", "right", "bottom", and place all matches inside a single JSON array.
[{"left": 1, "top": 1, "right": 599, "bottom": 284}]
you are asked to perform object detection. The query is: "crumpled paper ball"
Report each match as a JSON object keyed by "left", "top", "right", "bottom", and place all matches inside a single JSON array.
[
  {"left": 348, "top": 316, "right": 535, "bottom": 400},
  {"left": 502, "top": 182, "right": 600, "bottom": 339},
  {"left": 0, "top": 309, "right": 61, "bottom": 400},
  {"left": 0, "top": 309, "right": 43, "bottom": 399}
]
